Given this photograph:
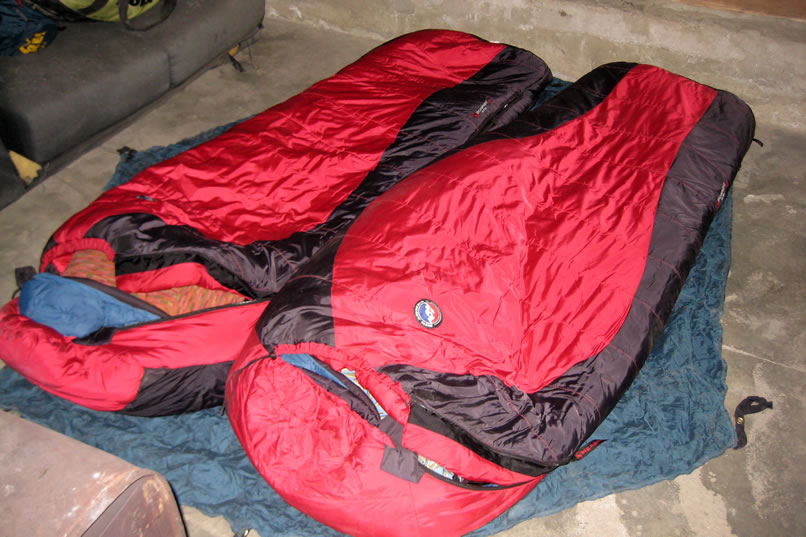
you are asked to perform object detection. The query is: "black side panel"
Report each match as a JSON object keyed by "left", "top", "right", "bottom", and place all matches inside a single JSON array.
[
  {"left": 122, "top": 361, "right": 233, "bottom": 416},
  {"left": 257, "top": 236, "right": 343, "bottom": 349},
  {"left": 86, "top": 213, "right": 267, "bottom": 298},
  {"left": 475, "top": 62, "right": 635, "bottom": 144},
  {"left": 521, "top": 88, "right": 757, "bottom": 458},
  {"left": 408, "top": 403, "right": 557, "bottom": 476}
]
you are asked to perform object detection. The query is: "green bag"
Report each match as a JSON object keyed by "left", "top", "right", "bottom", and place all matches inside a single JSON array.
[{"left": 25, "top": 0, "right": 175, "bottom": 30}]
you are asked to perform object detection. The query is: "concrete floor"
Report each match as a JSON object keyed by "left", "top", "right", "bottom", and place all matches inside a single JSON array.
[{"left": 1, "top": 6, "right": 804, "bottom": 537}]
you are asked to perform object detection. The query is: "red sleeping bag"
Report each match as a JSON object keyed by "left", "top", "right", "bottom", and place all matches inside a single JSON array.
[{"left": 226, "top": 62, "right": 755, "bottom": 536}]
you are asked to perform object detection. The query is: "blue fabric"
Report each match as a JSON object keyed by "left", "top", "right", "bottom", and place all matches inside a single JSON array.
[
  {"left": 105, "top": 119, "right": 245, "bottom": 191},
  {"left": 18, "top": 273, "right": 160, "bottom": 337},
  {"left": 0, "top": 0, "right": 60, "bottom": 56},
  {"left": 0, "top": 94, "right": 736, "bottom": 535},
  {"left": 281, "top": 353, "right": 347, "bottom": 389}
]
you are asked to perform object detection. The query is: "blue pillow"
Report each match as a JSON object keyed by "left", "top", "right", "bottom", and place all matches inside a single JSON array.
[{"left": 19, "top": 273, "right": 160, "bottom": 338}]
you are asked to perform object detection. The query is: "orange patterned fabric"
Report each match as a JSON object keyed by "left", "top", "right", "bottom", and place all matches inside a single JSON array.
[
  {"left": 61, "top": 249, "right": 245, "bottom": 315},
  {"left": 61, "top": 249, "right": 116, "bottom": 287},
  {"left": 134, "top": 286, "right": 245, "bottom": 316}
]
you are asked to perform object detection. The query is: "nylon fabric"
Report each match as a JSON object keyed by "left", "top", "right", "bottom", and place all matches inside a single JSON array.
[
  {"left": 226, "top": 332, "right": 539, "bottom": 537},
  {"left": 329, "top": 65, "right": 716, "bottom": 394},
  {"left": 0, "top": 298, "right": 267, "bottom": 411},
  {"left": 374, "top": 78, "right": 755, "bottom": 469}
]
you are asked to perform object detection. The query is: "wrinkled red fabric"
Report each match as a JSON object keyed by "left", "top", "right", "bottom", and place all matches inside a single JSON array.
[
  {"left": 331, "top": 65, "right": 716, "bottom": 392},
  {"left": 43, "top": 30, "right": 508, "bottom": 273}
]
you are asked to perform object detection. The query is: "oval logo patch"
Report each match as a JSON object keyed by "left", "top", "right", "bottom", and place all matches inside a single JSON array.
[{"left": 414, "top": 299, "right": 442, "bottom": 329}]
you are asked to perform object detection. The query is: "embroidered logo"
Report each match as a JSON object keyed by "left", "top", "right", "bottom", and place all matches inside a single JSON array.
[
  {"left": 472, "top": 98, "right": 492, "bottom": 118},
  {"left": 573, "top": 439, "right": 606, "bottom": 461},
  {"left": 414, "top": 299, "right": 443, "bottom": 329}
]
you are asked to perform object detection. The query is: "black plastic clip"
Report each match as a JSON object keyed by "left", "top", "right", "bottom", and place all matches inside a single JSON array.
[
  {"left": 734, "top": 396, "right": 773, "bottom": 449},
  {"left": 116, "top": 146, "right": 138, "bottom": 162}
]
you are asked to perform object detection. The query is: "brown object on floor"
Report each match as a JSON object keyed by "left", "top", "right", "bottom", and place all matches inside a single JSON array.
[
  {"left": 0, "top": 411, "right": 187, "bottom": 537},
  {"left": 677, "top": 0, "right": 806, "bottom": 20}
]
